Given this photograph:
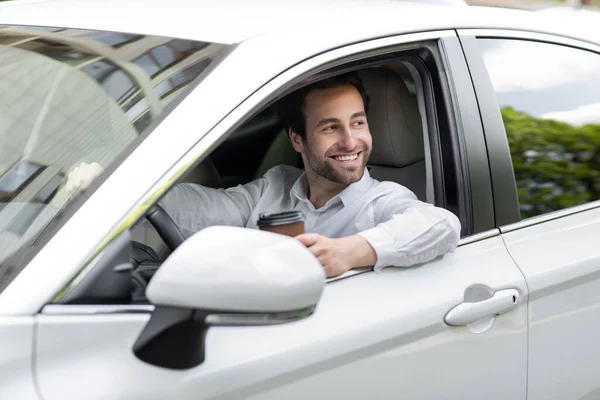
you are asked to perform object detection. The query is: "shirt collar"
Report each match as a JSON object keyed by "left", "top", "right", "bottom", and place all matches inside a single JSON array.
[
  {"left": 290, "top": 168, "right": 374, "bottom": 209},
  {"left": 290, "top": 174, "right": 310, "bottom": 208}
]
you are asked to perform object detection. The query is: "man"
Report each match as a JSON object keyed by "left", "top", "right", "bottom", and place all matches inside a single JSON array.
[{"left": 156, "top": 72, "right": 461, "bottom": 277}]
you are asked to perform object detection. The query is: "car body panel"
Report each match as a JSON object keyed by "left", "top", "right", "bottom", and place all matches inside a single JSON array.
[
  {"left": 35, "top": 236, "right": 527, "bottom": 400},
  {"left": 457, "top": 27, "right": 600, "bottom": 400},
  {"left": 0, "top": 0, "right": 599, "bottom": 48},
  {"left": 501, "top": 207, "right": 600, "bottom": 400},
  {"left": 0, "top": 317, "right": 39, "bottom": 399}
]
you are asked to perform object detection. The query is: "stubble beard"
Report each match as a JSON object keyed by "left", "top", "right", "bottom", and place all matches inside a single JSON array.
[{"left": 305, "top": 146, "right": 371, "bottom": 185}]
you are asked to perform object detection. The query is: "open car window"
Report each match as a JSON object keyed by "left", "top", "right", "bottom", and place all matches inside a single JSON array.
[{"left": 0, "top": 25, "right": 230, "bottom": 292}]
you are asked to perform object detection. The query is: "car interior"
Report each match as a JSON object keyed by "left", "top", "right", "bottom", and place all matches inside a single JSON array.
[
  {"left": 60, "top": 60, "right": 434, "bottom": 305},
  {"left": 139, "top": 62, "right": 430, "bottom": 257},
  {"left": 183, "top": 63, "right": 427, "bottom": 199}
]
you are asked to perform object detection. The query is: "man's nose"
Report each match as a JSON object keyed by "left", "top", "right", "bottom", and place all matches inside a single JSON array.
[{"left": 339, "top": 126, "right": 357, "bottom": 150}]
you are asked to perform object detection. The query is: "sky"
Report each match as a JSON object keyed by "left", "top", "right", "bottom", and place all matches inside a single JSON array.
[{"left": 478, "top": 37, "right": 600, "bottom": 126}]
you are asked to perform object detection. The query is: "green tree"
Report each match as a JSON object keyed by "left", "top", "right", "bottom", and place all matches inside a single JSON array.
[{"left": 502, "top": 106, "right": 600, "bottom": 219}]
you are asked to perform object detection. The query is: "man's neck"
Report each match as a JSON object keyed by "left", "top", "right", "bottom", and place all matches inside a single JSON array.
[{"left": 305, "top": 172, "right": 349, "bottom": 209}]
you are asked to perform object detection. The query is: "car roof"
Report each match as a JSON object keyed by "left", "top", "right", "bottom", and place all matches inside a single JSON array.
[{"left": 0, "top": 0, "right": 599, "bottom": 47}]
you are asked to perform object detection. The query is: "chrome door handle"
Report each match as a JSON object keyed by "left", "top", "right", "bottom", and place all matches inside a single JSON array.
[{"left": 444, "top": 289, "right": 519, "bottom": 327}]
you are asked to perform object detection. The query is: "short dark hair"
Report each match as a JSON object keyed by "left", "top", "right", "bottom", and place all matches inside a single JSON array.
[{"left": 277, "top": 72, "right": 370, "bottom": 139}]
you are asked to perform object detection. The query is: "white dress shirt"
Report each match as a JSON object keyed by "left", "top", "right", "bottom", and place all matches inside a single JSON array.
[{"left": 159, "top": 165, "right": 461, "bottom": 272}]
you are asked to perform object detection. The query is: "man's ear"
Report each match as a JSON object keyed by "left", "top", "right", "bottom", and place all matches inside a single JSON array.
[{"left": 289, "top": 128, "right": 304, "bottom": 153}]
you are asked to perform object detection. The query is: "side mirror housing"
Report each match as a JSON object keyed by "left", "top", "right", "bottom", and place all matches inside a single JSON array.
[
  {"left": 146, "top": 225, "right": 325, "bottom": 312},
  {"left": 133, "top": 226, "right": 325, "bottom": 369}
]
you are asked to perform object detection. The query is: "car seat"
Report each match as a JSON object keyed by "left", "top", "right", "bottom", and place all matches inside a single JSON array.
[{"left": 257, "top": 67, "right": 427, "bottom": 200}]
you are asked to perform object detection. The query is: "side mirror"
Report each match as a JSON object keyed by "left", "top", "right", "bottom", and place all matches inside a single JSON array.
[{"left": 133, "top": 226, "right": 325, "bottom": 370}]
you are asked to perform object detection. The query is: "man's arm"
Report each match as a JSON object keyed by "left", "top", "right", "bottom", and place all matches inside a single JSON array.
[
  {"left": 62, "top": 162, "right": 272, "bottom": 240},
  {"left": 296, "top": 190, "right": 461, "bottom": 278},
  {"left": 158, "top": 178, "right": 268, "bottom": 239},
  {"left": 357, "top": 195, "right": 461, "bottom": 272}
]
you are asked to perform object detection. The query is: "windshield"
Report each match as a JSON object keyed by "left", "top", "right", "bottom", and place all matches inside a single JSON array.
[{"left": 0, "top": 25, "right": 230, "bottom": 292}]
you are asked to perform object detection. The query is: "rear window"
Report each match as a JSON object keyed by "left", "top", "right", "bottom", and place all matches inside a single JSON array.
[{"left": 0, "top": 25, "right": 229, "bottom": 291}]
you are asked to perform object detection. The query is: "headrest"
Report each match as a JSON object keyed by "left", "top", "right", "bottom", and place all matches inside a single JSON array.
[{"left": 358, "top": 68, "right": 424, "bottom": 167}]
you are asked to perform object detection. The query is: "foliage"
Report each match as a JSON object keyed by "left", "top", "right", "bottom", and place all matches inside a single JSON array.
[{"left": 502, "top": 106, "right": 600, "bottom": 219}]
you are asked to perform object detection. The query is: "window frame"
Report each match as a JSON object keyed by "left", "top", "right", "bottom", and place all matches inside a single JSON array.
[
  {"left": 458, "top": 29, "right": 600, "bottom": 233},
  {"left": 189, "top": 33, "right": 489, "bottom": 239},
  {"left": 439, "top": 35, "right": 495, "bottom": 235},
  {"left": 51, "top": 30, "right": 495, "bottom": 305},
  {"left": 157, "top": 32, "right": 489, "bottom": 242}
]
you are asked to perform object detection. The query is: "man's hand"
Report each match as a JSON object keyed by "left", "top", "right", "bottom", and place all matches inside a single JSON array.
[
  {"left": 65, "top": 162, "right": 104, "bottom": 197},
  {"left": 295, "top": 233, "right": 377, "bottom": 278}
]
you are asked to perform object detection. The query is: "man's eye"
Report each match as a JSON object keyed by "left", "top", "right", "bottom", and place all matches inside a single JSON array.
[
  {"left": 323, "top": 125, "right": 336, "bottom": 132},
  {"left": 352, "top": 120, "right": 365, "bottom": 126}
]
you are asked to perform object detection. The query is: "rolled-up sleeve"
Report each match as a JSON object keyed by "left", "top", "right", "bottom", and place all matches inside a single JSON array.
[{"left": 358, "top": 190, "right": 461, "bottom": 272}]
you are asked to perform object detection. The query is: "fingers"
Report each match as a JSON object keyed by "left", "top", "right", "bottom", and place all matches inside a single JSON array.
[
  {"left": 316, "top": 254, "right": 330, "bottom": 267},
  {"left": 324, "top": 267, "right": 343, "bottom": 278},
  {"left": 295, "top": 234, "right": 330, "bottom": 261},
  {"left": 318, "top": 257, "right": 343, "bottom": 278},
  {"left": 294, "top": 234, "right": 342, "bottom": 277},
  {"left": 301, "top": 244, "right": 324, "bottom": 260},
  {"left": 295, "top": 233, "right": 322, "bottom": 247}
]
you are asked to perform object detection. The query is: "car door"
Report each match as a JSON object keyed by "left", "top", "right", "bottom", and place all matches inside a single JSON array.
[
  {"left": 0, "top": 24, "right": 233, "bottom": 400},
  {"left": 10, "top": 31, "right": 530, "bottom": 400},
  {"left": 460, "top": 30, "right": 600, "bottom": 400}
]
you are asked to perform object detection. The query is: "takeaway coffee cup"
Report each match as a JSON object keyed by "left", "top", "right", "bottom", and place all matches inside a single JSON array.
[{"left": 257, "top": 210, "right": 305, "bottom": 237}]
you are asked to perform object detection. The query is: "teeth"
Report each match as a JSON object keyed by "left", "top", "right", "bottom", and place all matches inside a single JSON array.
[{"left": 334, "top": 154, "right": 358, "bottom": 162}]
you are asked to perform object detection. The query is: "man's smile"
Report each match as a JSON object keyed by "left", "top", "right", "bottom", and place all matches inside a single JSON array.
[
  {"left": 333, "top": 153, "right": 358, "bottom": 161},
  {"left": 329, "top": 151, "right": 362, "bottom": 165}
]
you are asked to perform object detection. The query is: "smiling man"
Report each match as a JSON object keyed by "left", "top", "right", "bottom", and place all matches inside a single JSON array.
[
  {"left": 272, "top": 73, "right": 461, "bottom": 277},
  {"left": 156, "top": 72, "right": 461, "bottom": 278},
  {"left": 289, "top": 83, "right": 372, "bottom": 208}
]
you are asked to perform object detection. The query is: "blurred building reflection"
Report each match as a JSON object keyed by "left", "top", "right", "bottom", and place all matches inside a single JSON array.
[
  {"left": 0, "top": 25, "right": 227, "bottom": 244},
  {"left": 1, "top": 26, "right": 222, "bottom": 134}
]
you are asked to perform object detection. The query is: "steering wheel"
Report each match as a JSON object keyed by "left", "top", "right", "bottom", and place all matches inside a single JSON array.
[{"left": 145, "top": 203, "right": 186, "bottom": 251}]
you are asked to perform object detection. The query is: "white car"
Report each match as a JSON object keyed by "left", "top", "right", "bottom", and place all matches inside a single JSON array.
[
  {"left": 1, "top": 1, "right": 600, "bottom": 399},
  {"left": 400, "top": 0, "right": 468, "bottom": 4}
]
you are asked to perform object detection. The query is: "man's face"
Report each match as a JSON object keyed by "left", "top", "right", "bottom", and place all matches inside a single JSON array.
[{"left": 291, "top": 84, "right": 372, "bottom": 186}]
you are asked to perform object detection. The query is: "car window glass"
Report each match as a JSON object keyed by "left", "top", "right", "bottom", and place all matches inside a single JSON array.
[
  {"left": 0, "top": 25, "right": 230, "bottom": 292},
  {"left": 478, "top": 39, "right": 600, "bottom": 220}
]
